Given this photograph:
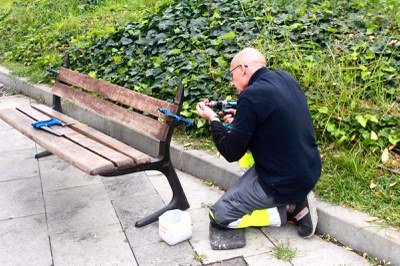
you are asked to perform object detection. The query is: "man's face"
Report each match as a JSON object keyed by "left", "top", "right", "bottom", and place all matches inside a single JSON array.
[{"left": 229, "top": 63, "right": 248, "bottom": 93}]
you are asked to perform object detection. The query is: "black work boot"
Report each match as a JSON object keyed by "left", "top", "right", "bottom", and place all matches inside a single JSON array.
[{"left": 292, "top": 191, "right": 318, "bottom": 238}]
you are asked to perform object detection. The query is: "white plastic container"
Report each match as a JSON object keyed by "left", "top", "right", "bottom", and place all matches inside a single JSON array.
[{"left": 159, "top": 209, "right": 192, "bottom": 245}]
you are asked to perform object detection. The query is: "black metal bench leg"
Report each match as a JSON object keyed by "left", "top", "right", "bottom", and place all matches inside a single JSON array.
[
  {"left": 135, "top": 163, "right": 190, "bottom": 227},
  {"left": 35, "top": 150, "right": 53, "bottom": 159}
]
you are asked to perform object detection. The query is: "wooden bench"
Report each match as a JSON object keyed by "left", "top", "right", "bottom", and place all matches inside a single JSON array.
[{"left": 0, "top": 54, "right": 189, "bottom": 227}]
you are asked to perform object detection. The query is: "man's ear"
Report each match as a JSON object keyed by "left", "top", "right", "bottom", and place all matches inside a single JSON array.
[
  {"left": 241, "top": 64, "right": 250, "bottom": 77},
  {"left": 241, "top": 65, "right": 247, "bottom": 76}
]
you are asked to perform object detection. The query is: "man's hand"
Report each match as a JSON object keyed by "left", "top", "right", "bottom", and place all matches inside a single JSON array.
[
  {"left": 196, "top": 101, "right": 218, "bottom": 121},
  {"left": 222, "top": 109, "right": 236, "bottom": 125}
]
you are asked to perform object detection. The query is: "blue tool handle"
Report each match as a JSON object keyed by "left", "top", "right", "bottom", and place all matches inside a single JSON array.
[
  {"left": 158, "top": 108, "right": 193, "bottom": 127},
  {"left": 32, "top": 118, "right": 62, "bottom": 129},
  {"left": 46, "top": 68, "right": 59, "bottom": 75}
]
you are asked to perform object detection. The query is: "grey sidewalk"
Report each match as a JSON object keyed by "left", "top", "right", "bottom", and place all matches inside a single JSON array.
[{"left": 0, "top": 94, "right": 375, "bottom": 266}]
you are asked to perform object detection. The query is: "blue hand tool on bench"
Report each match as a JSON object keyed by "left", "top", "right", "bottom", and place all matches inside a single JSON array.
[{"left": 32, "top": 118, "right": 64, "bottom": 137}]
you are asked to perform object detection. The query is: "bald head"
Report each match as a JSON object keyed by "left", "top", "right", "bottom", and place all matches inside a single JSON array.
[
  {"left": 228, "top": 48, "right": 267, "bottom": 93},
  {"left": 231, "top": 47, "right": 266, "bottom": 68}
]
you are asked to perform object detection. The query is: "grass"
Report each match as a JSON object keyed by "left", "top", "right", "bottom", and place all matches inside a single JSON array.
[
  {"left": 173, "top": 127, "right": 217, "bottom": 152},
  {"left": 316, "top": 144, "right": 400, "bottom": 228},
  {"left": 0, "top": 0, "right": 173, "bottom": 83},
  {"left": 193, "top": 253, "right": 206, "bottom": 263},
  {"left": 270, "top": 242, "right": 297, "bottom": 262},
  {"left": 2, "top": 62, "right": 48, "bottom": 84}
]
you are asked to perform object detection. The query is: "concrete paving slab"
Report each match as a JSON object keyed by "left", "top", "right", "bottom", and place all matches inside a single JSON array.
[
  {"left": 261, "top": 225, "right": 371, "bottom": 265},
  {"left": 0, "top": 94, "right": 33, "bottom": 110},
  {"left": 145, "top": 172, "right": 172, "bottom": 204},
  {"left": 39, "top": 156, "right": 102, "bottom": 192},
  {"left": 110, "top": 193, "right": 165, "bottom": 229},
  {"left": 51, "top": 223, "right": 137, "bottom": 266},
  {"left": 0, "top": 128, "right": 36, "bottom": 152},
  {"left": 102, "top": 173, "right": 166, "bottom": 240},
  {"left": 189, "top": 206, "right": 213, "bottom": 233},
  {"left": 102, "top": 172, "right": 157, "bottom": 200},
  {"left": 125, "top": 221, "right": 160, "bottom": 248},
  {"left": 44, "top": 183, "right": 119, "bottom": 235},
  {"left": 132, "top": 241, "right": 200, "bottom": 266},
  {"left": 0, "top": 148, "right": 38, "bottom": 181},
  {"left": 0, "top": 214, "right": 52, "bottom": 266},
  {"left": 0, "top": 176, "right": 44, "bottom": 220}
]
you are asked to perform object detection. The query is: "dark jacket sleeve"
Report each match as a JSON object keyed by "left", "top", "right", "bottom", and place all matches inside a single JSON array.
[{"left": 210, "top": 121, "right": 249, "bottom": 162}]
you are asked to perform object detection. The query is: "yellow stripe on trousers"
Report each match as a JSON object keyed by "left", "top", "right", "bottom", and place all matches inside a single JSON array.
[
  {"left": 236, "top": 209, "right": 270, "bottom": 228},
  {"left": 209, "top": 209, "right": 272, "bottom": 228}
]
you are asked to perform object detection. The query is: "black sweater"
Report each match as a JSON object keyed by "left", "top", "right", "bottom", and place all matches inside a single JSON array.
[{"left": 211, "top": 67, "right": 321, "bottom": 204}]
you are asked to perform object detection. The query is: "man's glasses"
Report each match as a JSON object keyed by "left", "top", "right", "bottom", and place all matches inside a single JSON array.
[{"left": 224, "top": 64, "right": 248, "bottom": 80}]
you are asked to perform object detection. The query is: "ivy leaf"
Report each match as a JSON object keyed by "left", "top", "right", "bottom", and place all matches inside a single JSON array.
[
  {"left": 382, "top": 66, "right": 396, "bottom": 73},
  {"left": 365, "top": 49, "right": 375, "bottom": 59},
  {"left": 106, "top": 39, "right": 116, "bottom": 46},
  {"left": 356, "top": 114, "right": 378, "bottom": 127},
  {"left": 359, "top": 65, "right": 367, "bottom": 71},
  {"left": 356, "top": 115, "right": 368, "bottom": 128},
  {"left": 88, "top": 71, "right": 97, "bottom": 78},
  {"left": 206, "top": 48, "right": 218, "bottom": 56},
  {"left": 349, "top": 101, "right": 357, "bottom": 110},
  {"left": 326, "top": 122, "right": 336, "bottom": 133},
  {"left": 196, "top": 118, "right": 206, "bottom": 128},
  {"left": 151, "top": 56, "right": 164, "bottom": 67},
  {"left": 388, "top": 134, "right": 400, "bottom": 145},
  {"left": 215, "top": 56, "right": 228, "bottom": 67},
  {"left": 220, "top": 31, "right": 235, "bottom": 40},
  {"left": 120, "top": 37, "right": 133, "bottom": 45},
  {"left": 113, "top": 56, "right": 122, "bottom": 63},
  {"left": 318, "top": 107, "right": 329, "bottom": 114}
]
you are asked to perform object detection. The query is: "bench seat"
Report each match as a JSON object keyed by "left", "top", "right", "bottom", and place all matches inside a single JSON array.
[{"left": 0, "top": 104, "right": 152, "bottom": 175}]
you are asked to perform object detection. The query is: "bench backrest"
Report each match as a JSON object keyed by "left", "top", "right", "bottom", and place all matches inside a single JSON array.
[{"left": 53, "top": 67, "right": 182, "bottom": 142}]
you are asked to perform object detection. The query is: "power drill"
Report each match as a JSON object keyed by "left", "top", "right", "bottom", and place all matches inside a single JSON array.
[
  {"left": 208, "top": 99, "right": 237, "bottom": 130},
  {"left": 208, "top": 100, "right": 237, "bottom": 111}
]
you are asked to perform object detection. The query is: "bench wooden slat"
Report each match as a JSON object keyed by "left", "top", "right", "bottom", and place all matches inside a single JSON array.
[
  {"left": 57, "top": 67, "right": 178, "bottom": 118},
  {"left": 32, "top": 104, "right": 152, "bottom": 165},
  {"left": 0, "top": 108, "right": 117, "bottom": 175},
  {"left": 52, "top": 82, "right": 169, "bottom": 141},
  {"left": 16, "top": 106, "right": 137, "bottom": 169}
]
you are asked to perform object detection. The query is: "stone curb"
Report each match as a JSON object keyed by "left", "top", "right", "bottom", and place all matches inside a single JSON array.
[{"left": 0, "top": 66, "right": 399, "bottom": 265}]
